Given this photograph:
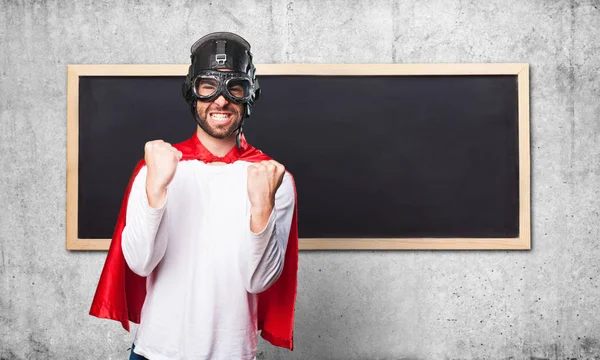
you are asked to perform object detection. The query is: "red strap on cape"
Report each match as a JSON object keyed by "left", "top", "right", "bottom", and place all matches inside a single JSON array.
[{"left": 89, "top": 134, "right": 298, "bottom": 350}]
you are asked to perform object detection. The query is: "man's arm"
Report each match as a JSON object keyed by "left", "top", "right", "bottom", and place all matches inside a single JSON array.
[
  {"left": 122, "top": 140, "right": 180, "bottom": 276},
  {"left": 121, "top": 166, "right": 170, "bottom": 277},
  {"left": 240, "top": 171, "right": 295, "bottom": 294}
]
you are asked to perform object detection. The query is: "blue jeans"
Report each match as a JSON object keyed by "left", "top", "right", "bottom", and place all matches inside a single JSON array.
[{"left": 129, "top": 344, "right": 149, "bottom": 360}]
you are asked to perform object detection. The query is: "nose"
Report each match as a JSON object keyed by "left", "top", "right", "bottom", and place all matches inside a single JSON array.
[{"left": 213, "top": 94, "right": 229, "bottom": 108}]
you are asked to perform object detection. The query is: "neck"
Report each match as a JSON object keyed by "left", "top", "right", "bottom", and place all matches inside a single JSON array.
[{"left": 195, "top": 126, "right": 237, "bottom": 157}]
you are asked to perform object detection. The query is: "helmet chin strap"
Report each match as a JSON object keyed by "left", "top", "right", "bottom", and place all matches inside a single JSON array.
[
  {"left": 192, "top": 101, "right": 246, "bottom": 149},
  {"left": 235, "top": 119, "right": 245, "bottom": 148}
]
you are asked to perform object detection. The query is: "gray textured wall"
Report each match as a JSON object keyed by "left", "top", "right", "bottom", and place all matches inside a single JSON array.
[{"left": 1, "top": 0, "right": 599, "bottom": 359}]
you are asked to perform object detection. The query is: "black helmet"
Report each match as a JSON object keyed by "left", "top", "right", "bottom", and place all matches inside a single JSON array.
[{"left": 182, "top": 32, "right": 261, "bottom": 118}]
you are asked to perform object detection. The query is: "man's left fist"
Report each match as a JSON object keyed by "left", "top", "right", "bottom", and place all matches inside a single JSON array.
[{"left": 247, "top": 160, "right": 286, "bottom": 210}]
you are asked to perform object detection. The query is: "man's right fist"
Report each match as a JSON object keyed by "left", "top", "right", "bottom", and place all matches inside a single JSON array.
[{"left": 144, "top": 140, "right": 182, "bottom": 206}]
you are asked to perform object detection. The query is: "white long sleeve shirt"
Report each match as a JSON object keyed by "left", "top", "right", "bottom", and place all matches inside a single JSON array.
[{"left": 121, "top": 159, "right": 295, "bottom": 360}]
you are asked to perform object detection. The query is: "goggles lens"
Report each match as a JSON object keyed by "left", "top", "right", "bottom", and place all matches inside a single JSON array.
[{"left": 193, "top": 71, "right": 252, "bottom": 102}]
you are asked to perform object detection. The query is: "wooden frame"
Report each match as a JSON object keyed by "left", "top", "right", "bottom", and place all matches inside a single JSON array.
[{"left": 66, "top": 63, "right": 530, "bottom": 250}]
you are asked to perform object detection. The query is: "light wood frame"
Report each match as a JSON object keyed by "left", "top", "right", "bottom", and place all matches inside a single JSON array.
[{"left": 67, "top": 63, "right": 530, "bottom": 250}]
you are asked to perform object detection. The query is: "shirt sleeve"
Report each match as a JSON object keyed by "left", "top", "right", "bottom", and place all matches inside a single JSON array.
[
  {"left": 121, "top": 165, "right": 169, "bottom": 277},
  {"left": 239, "top": 171, "right": 296, "bottom": 294}
]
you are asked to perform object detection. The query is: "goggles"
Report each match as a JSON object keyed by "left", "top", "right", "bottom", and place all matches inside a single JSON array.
[{"left": 192, "top": 70, "right": 254, "bottom": 104}]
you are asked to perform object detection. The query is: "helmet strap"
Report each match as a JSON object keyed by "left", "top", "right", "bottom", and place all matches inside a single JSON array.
[{"left": 235, "top": 119, "right": 245, "bottom": 149}]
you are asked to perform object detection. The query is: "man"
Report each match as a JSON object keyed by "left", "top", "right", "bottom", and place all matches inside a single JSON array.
[{"left": 89, "top": 32, "right": 299, "bottom": 360}]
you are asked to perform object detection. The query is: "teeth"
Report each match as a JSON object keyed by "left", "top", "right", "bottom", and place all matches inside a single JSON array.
[{"left": 211, "top": 113, "right": 229, "bottom": 121}]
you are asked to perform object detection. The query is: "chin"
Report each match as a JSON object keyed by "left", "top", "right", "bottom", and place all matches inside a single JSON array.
[
  {"left": 206, "top": 125, "right": 239, "bottom": 139},
  {"left": 197, "top": 118, "right": 233, "bottom": 136}
]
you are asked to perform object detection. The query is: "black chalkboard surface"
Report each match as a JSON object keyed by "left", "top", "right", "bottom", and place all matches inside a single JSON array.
[{"left": 66, "top": 64, "right": 530, "bottom": 250}]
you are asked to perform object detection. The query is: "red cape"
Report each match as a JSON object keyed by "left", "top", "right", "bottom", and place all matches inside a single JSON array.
[{"left": 89, "top": 133, "right": 298, "bottom": 350}]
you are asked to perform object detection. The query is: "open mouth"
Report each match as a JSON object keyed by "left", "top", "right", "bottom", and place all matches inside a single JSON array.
[{"left": 209, "top": 112, "right": 233, "bottom": 124}]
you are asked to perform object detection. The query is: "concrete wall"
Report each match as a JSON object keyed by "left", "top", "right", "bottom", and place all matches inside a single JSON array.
[{"left": 1, "top": 0, "right": 599, "bottom": 359}]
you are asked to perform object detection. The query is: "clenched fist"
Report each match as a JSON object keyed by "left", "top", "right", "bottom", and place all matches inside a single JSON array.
[
  {"left": 247, "top": 160, "right": 286, "bottom": 209},
  {"left": 144, "top": 140, "right": 182, "bottom": 208},
  {"left": 247, "top": 160, "right": 285, "bottom": 232},
  {"left": 248, "top": 160, "right": 285, "bottom": 233}
]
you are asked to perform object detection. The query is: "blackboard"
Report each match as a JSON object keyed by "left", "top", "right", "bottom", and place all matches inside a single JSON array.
[{"left": 66, "top": 64, "right": 530, "bottom": 250}]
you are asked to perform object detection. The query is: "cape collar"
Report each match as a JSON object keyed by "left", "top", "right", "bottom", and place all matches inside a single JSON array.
[{"left": 182, "top": 133, "right": 248, "bottom": 164}]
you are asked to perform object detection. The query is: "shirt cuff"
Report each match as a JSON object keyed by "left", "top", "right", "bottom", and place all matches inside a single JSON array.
[
  {"left": 140, "top": 188, "right": 168, "bottom": 219},
  {"left": 249, "top": 206, "right": 277, "bottom": 238}
]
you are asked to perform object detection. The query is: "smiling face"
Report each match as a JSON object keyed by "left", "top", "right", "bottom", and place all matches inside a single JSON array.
[
  {"left": 193, "top": 68, "right": 246, "bottom": 140},
  {"left": 195, "top": 95, "right": 244, "bottom": 139}
]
